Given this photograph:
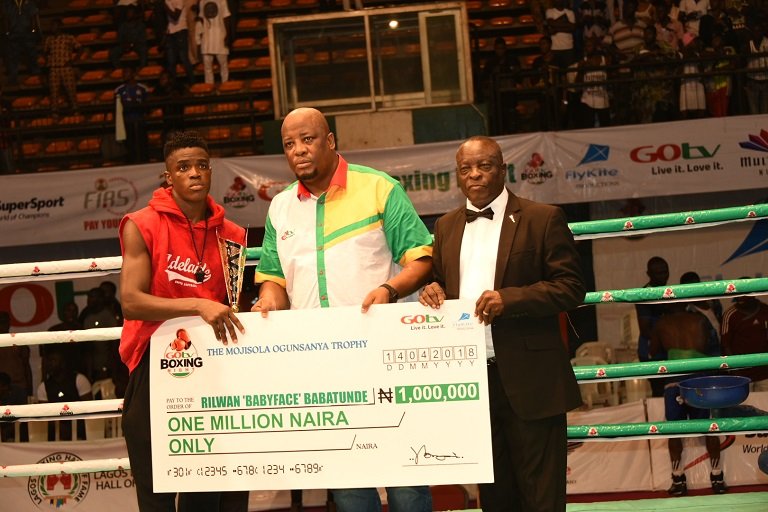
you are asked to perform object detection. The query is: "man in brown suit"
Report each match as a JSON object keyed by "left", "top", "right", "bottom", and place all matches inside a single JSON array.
[{"left": 420, "top": 136, "right": 584, "bottom": 512}]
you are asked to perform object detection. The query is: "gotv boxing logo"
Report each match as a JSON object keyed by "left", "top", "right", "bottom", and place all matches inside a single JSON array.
[
  {"left": 223, "top": 177, "right": 255, "bottom": 209},
  {"left": 83, "top": 177, "right": 138, "bottom": 216},
  {"left": 27, "top": 452, "right": 90, "bottom": 510},
  {"left": 161, "top": 329, "right": 203, "bottom": 377},
  {"left": 520, "top": 153, "right": 553, "bottom": 185}
]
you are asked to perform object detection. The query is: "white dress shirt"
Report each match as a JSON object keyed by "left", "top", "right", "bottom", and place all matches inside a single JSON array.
[{"left": 459, "top": 188, "right": 508, "bottom": 358}]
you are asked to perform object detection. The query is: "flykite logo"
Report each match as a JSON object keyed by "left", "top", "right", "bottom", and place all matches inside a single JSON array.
[
  {"left": 28, "top": 452, "right": 91, "bottom": 510},
  {"left": 161, "top": 328, "right": 203, "bottom": 377},
  {"left": 459, "top": 312, "right": 471, "bottom": 321},
  {"left": 578, "top": 144, "right": 610, "bottom": 165}
]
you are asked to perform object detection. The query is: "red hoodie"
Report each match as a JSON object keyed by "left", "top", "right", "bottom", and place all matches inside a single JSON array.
[{"left": 118, "top": 187, "right": 245, "bottom": 373}]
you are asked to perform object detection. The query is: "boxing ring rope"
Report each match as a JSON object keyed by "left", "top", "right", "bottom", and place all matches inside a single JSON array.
[
  {"left": 1, "top": 204, "right": 767, "bottom": 479},
  {"left": 0, "top": 204, "right": 765, "bottom": 283}
]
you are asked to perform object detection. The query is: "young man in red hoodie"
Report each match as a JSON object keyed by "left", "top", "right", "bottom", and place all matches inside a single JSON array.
[{"left": 119, "top": 130, "right": 247, "bottom": 511}]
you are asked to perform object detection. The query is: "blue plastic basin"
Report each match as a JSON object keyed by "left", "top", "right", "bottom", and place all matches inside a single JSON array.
[{"left": 678, "top": 376, "right": 751, "bottom": 409}]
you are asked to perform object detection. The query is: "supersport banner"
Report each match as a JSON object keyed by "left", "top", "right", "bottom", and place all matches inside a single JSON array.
[{"left": 1, "top": 115, "right": 767, "bottom": 248}]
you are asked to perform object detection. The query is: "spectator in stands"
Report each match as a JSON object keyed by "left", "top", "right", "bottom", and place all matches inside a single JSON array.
[
  {"left": 604, "top": 0, "right": 646, "bottom": 124},
  {"left": 0, "top": 371, "right": 28, "bottom": 442},
  {"left": 164, "top": 0, "right": 195, "bottom": 85},
  {"left": 604, "top": 0, "right": 647, "bottom": 57},
  {"left": 744, "top": 20, "right": 768, "bottom": 115},
  {"left": 148, "top": 0, "right": 168, "bottom": 49},
  {"left": 574, "top": 37, "right": 611, "bottom": 128},
  {"left": 115, "top": 0, "right": 146, "bottom": 27},
  {"left": 80, "top": 286, "right": 121, "bottom": 385},
  {"left": 43, "top": 20, "right": 81, "bottom": 120},
  {"left": 546, "top": 0, "right": 576, "bottom": 69},
  {"left": 721, "top": 291, "right": 768, "bottom": 392},
  {"left": 1, "top": 0, "right": 41, "bottom": 86},
  {"left": 110, "top": 4, "right": 148, "bottom": 69},
  {"left": 531, "top": 35, "right": 561, "bottom": 130},
  {"left": 580, "top": 0, "right": 610, "bottom": 42},
  {"left": 100, "top": 280, "right": 125, "bottom": 326},
  {"left": 679, "top": 0, "right": 711, "bottom": 37},
  {"left": 655, "top": 2, "right": 684, "bottom": 51},
  {"left": 481, "top": 37, "right": 521, "bottom": 133},
  {"left": 634, "top": 24, "right": 678, "bottom": 123},
  {"left": 115, "top": 66, "right": 150, "bottom": 163},
  {"left": 649, "top": 301, "right": 727, "bottom": 496},
  {"left": 699, "top": 0, "right": 735, "bottom": 48},
  {"left": 0, "top": 311, "right": 33, "bottom": 399},
  {"left": 679, "top": 33, "right": 708, "bottom": 119},
  {"left": 198, "top": 0, "right": 232, "bottom": 84},
  {"left": 0, "top": 85, "right": 13, "bottom": 174},
  {"left": 37, "top": 346, "right": 92, "bottom": 441},
  {"left": 45, "top": 301, "right": 83, "bottom": 378},
  {"left": 635, "top": 0, "right": 656, "bottom": 25},
  {"left": 703, "top": 30, "right": 735, "bottom": 117}
]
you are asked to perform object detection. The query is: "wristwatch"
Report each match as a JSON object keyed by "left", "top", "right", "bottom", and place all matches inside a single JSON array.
[{"left": 379, "top": 283, "right": 400, "bottom": 303}]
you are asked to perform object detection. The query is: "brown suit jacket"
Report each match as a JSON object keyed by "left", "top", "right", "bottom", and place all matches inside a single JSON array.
[{"left": 433, "top": 190, "right": 585, "bottom": 420}]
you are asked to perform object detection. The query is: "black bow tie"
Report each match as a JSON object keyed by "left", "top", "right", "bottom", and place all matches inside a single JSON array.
[{"left": 465, "top": 207, "right": 494, "bottom": 223}]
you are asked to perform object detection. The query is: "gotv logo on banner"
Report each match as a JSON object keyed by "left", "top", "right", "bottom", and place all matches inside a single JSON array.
[
  {"left": 629, "top": 143, "right": 720, "bottom": 163},
  {"left": 27, "top": 452, "right": 90, "bottom": 510},
  {"left": 223, "top": 177, "right": 256, "bottom": 209},
  {"left": 83, "top": 177, "right": 138, "bottom": 216},
  {"left": 161, "top": 328, "right": 204, "bottom": 377}
]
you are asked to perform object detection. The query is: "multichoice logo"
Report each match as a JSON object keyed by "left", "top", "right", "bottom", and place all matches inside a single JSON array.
[
  {"left": 161, "top": 328, "right": 203, "bottom": 377},
  {"left": 223, "top": 177, "right": 255, "bottom": 209},
  {"left": 83, "top": 177, "right": 138, "bottom": 216},
  {"left": 738, "top": 131, "right": 768, "bottom": 173},
  {"left": 27, "top": 452, "right": 90, "bottom": 510},
  {"left": 629, "top": 143, "right": 721, "bottom": 163}
]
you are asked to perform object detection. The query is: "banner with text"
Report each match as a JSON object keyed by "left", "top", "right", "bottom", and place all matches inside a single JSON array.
[{"left": 2, "top": 115, "right": 767, "bottom": 248}]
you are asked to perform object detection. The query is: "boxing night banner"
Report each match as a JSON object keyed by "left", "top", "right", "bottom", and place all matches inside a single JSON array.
[{"left": 1, "top": 114, "right": 767, "bottom": 248}]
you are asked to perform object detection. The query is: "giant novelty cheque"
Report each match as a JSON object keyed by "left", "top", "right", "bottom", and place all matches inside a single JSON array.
[{"left": 149, "top": 300, "right": 493, "bottom": 492}]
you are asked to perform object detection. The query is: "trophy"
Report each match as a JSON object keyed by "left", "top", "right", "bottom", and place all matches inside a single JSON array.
[{"left": 217, "top": 229, "right": 248, "bottom": 312}]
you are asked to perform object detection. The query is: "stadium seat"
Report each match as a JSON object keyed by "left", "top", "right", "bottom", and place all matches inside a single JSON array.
[
  {"left": 296, "top": 0, "right": 319, "bottom": 6},
  {"left": 138, "top": 65, "right": 163, "bottom": 79},
  {"left": 27, "top": 117, "right": 55, "bottom": 128},
  {"left": 11, "top": 96, "right": 39, "bottom": 109},
  {"left": 343, "top": 48, "right": 366, "bottom": 60},
  {"left": 100, "top": 30, "right": 117, "bottom": 42},
  {"left": 76, "top": 32, "right": 98, "bottom": 44},
  {"left": 148, "top": 45, "right": 161, "bottom": 57},
  {"left": 228, "top": 58, "right": 250, "bottom": 70},
  {"left": 520, "top": 54, "right": 537, "bottom": 68},
  {"left": 207, "top": 127, "right": 231, "bottom": 141},
  {"left": 232, "top": 38, "right": 256, "bottom": 49},
  {"left": 236, "top": 19, "right": 260, "bottom": 31},
  {"left": 189, "top": 83, "right": 215, "bottom": 95},
  {"left": 68, "top": 0, "right": 89, "bottom": 7},
  {"left": 80, "top": 70, "right": 106, "bottom": 82},
  {"left": 250, "top": 77, "right": 272, "bottom": 91},
  {"left": 77, "top": 138, "right": 101, "bottom": 151},
  {"left": 89, "top": 112, "right": 113, "bottom": 123},
  {"left": 90, "top": 49, "right": 109, "bottom": 61},
  {"left": 489, "top": 0, "right": 512, "bottom": 7},
  {"left": 259, "top": 36, "right": 270, "bottom": 47},
  {"left": 109, "top": 68, "right": 123, "bottom": 80},
  {"left": 469, "top": 19, "right": 485, "bottom": 29},
  {"left": 59, "top": 114, "right": 87, "bottom": 125},
  {"left": 22, "top": 75, "right": 41, "bottom": 86},
  {"left": 93, "top": 0, "right": 113, "bottom": 6},
  {"left": 490, "top": 16, "right": 515, "bottom": 26},
  {"left": 238, "top": 124, "right": 265, "bottom": 139},
  {"left": 147, "top": 108, "right": 163, "bottom": 118},
  {"left": 218, "top": 80, "right": 245, "bottom": 93},
  {"left": 211, "top": 102, "right": 240, "bottom": 113},
  {"left": 61, "top": 16, "right": 82, "bottom": 26},
  {"left": 148, "top": 132, "right": 162, "bottom": 145},
  {"left": 44, "top": 140, "right": 76, "bottom": 154},
  {"left": 183, "top": 105, "right": 207, "bottom": 115},
  {"left": 99, "top": 90, "right": 115, "bottom": 103},
  {"left": 270, "top": 0, "right": 292, "bottom": 7},
  {"left": 518, "top": 14, "right": 535, "bottom": 25},
  {"left": 521, "top": 33, "right": 543, "bottom": 45},
  {"left": 254, "top": 56, "right": 271, "bottom": 68},
  {"left": 76, "top": 91, "right": 97, "bottom": 104},
  {"left": 252, "top": 100, "right": 272, "bottom": 112},
  {"left": 22, "top": 142, "right": 42, "bottom": 157},
  {"left": 466, "top": 1, "right": 482, "bottom": 11},
  {"left": 84, "top": 13, "right": 111, "bottom": 25},
  {"left": 242, "top": 0, "right": 266, "bottom": 9}
]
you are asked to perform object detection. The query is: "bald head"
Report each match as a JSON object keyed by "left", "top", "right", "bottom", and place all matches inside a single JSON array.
[
  {"left": 281, "top": 107, "right": 338, "bottom": 195},
  {"left": 456, "top": 136, "right": 506, "bottom": 209}
]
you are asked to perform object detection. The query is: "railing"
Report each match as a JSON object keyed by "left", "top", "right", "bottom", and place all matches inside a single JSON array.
[{"left": 487, "top": 51, "right": 768, "bottom": 135}]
